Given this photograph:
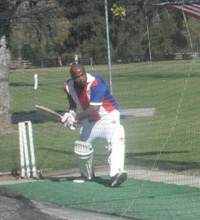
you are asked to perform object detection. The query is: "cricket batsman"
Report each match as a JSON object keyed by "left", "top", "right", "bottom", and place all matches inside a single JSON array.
[{"left": 62, "top": 64, "right": 127, "bottom": 187}]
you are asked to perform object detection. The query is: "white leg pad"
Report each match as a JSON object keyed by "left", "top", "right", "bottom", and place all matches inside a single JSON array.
[
  {"left": 74, "top": 141, "right": 94, "bottom": 180},
  {"left": 108, "top": 125, "right": 125, "bottom": 177}
]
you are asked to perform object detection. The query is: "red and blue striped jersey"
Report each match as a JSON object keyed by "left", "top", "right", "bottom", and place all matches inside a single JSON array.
[{"left": 63, "top": 73, "right": 118, "bottom": 122}]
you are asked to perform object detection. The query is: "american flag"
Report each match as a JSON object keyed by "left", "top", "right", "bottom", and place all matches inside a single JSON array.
[{"left": 156, "top": 1, "right": 200, "bottom": 19}]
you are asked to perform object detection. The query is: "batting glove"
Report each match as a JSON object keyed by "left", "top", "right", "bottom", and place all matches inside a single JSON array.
[{"left": 62, "top": 110, "right": 77, "bottom": 130}]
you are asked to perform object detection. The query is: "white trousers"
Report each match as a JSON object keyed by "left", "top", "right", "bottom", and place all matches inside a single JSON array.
[{"left": 79, "top": 110, "right": 125, "bottom": 177}]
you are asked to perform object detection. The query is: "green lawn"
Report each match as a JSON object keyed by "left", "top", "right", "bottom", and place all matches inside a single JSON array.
[{"left": 1, "top": 60, "right": 200, "bottom": 176}]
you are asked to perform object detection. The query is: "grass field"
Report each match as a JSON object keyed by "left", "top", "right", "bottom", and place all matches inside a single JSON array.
[{"left": 1, "top": 60, "right": 200, "bottom": 176}]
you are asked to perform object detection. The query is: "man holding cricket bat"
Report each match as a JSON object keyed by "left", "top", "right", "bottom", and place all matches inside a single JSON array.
[{"left": 63, "top": 64, "right": 127, "bottom": 187}]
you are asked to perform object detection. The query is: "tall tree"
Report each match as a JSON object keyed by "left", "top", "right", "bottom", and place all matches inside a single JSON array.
[
  {"left": 0, "top": 0, "right": 70, "bottom": 133},
  {"left": 10, "top": 0, "right": 71, "bottom": 63},
  {"left": 109, "top": 0, "right": 148, "bottom": 59},
  {"left": 61, "top": 0, "right": 107, "bottom": 62},
  {"left": 0, "top": 0, "right": 19, "bottom": 133}
]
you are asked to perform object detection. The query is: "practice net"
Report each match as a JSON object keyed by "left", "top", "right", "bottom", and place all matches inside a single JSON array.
[{"left": 0, "top": 2, "right": 200, "bottom": 220}]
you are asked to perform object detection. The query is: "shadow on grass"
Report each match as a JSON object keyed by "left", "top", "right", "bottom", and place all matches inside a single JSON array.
[
  {"left": 11, "top": 110, "right": 128, "bottom": 124},
  {"left": 126, "top": 151, "right": 200, "bottom": 171},
  {"left": 40, "top": 147, "right": 74, "bottom": 156},
  {"left": 38, "top": 148, "right": 200, "bottom": 174},
  {"left": 10, "top": 83, "right": 35, "bottom": 87},
  {"left": 115, "top": 73, "right": 199, "bottom": 79},
  {"left": 11, "top": 111, "right": 64, "bottom": 124},
  {"left": 11, "top": 112, "right": 200, "bottom": 174},
  {"left": 39, "top": 175, "right": 111, "bottom": 187}
]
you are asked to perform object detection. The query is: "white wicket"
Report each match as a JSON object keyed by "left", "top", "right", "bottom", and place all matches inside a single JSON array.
[
  {"left": 18, "top": 121, "right": 37, "bottom": 178},
  {"left": 34, "top": 74, "right": 38, "bottom": 89},
  {"left": 74, "top": 54, "right": 78, "bottom": 64}
]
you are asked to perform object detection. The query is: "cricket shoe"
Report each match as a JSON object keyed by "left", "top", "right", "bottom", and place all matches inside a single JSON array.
[{"left": 110, "top": 171, "right": 127, "bottom": 187}]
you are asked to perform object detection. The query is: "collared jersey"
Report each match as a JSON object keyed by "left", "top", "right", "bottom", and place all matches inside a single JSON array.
[{"left": 63, "top": 73, "right": 118, "bottom": 122}]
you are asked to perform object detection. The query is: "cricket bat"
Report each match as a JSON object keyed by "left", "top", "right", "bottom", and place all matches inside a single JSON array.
[{"left": 35, "top": 105, "right": 62, "bottom": 121}]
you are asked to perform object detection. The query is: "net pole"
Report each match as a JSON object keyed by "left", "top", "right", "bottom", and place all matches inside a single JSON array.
[{"left": 105, "top": 0, "right": 113, "bottom": 94}]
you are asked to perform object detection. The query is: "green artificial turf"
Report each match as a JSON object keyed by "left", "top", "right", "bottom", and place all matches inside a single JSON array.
[{"left": 1, "top": 177, "right": 200, "bottom": 220}]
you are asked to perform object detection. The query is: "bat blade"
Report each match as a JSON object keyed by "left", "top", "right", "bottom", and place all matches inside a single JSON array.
[{"left": 35, "top": 105, "right": 62, "bottom": 121}]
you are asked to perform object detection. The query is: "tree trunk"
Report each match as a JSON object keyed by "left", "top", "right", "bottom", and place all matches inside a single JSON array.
[{"left": 0, "top": 36, "right": 12, "bottom": 134}]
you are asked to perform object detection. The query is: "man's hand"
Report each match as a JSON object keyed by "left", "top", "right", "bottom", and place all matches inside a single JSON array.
[{"left": 61, "top": 110, "right": 77, "bottom": 130}]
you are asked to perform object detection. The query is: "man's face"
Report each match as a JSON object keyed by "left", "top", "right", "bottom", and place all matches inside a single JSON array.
[{"left": 71, "top": 67, "right": 87, "bottom": 89}]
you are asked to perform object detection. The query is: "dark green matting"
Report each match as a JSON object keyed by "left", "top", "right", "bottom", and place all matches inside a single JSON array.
[{"left": 1, "top": 176, "right": 200, "bottom": 220}]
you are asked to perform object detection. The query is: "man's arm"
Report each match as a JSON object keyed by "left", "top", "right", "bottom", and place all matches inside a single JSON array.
[
  {"left": 68, "top": 94, "right": 77, "bottom": 111},
  {"left": 77, "top": 105, "right": 100, "bottom": 121}
]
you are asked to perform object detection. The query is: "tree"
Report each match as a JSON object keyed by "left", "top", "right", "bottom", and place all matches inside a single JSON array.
[
  {"left": 0, "top": 0, "right": 18, "bottom": 133},
  {"left": 10, "top": 0, "right": 71, "bottom": 63},
  {"left": 180, "top": 17, "right": 200, "bottom": 52},
  {"left": 60, "top": 0, "right": 107, "bottom": 62},
  {"left": 0, "top": 0, "right": 70, "bottom": 133},
  {"left": 0, "top": 35, "right": 11, "bottom": 134},
  {"left": 109, "top": 0, "right": 148, "bottom": 59}
]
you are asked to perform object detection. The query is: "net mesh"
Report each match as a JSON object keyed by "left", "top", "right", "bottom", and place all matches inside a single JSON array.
[
  {"left": 1, "top": 1, "right": 200, "bottom": 219},
  {"left": 3, "top": 60, "right": 199, "bottom": 177}
]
